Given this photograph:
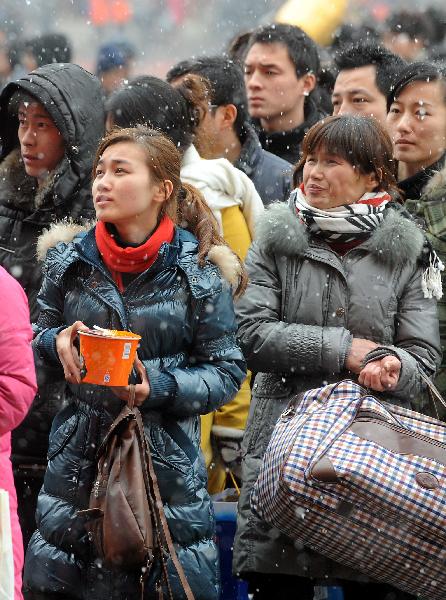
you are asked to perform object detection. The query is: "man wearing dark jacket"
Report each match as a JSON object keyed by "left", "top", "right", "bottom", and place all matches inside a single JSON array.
[
  {"left": 0, "top": 62, "right": 104, "bottom": 549},
  {"left": 244, "top": 24, "right": 325, "bottom": 164},
  {"left": 166, "top": 56, "right": 292, "bottom": 206}
]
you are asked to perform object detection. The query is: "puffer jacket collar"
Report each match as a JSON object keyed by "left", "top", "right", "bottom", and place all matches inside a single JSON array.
[
  {"left": 236, "top": 123, "right": 263, "bottom": 177},
  {"left": 38, "top": 221, "right": 244, "bottom": 302},
  {"left": 0, "top": 149, "right": 36, "bottom": 209},
  {"left": 255, "top": 197, "right": 426, "bottom": 269},
  {"left": 0, "top": 149, "right": 67, "bottom": 212}
]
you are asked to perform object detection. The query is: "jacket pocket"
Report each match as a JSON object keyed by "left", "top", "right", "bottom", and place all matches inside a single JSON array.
[
  {"left": 149, "top": 425, "right": 190, "bottom": 474},
  {"left": 47, "top": 404, "right": 80, "bottom": 460},
  {"left": 244, "top": 374, "right": 292, "bottom": 456}
]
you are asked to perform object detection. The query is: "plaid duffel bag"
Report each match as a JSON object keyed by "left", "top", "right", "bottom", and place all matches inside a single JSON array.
[{"left": 251, "top": 379, "right": 446, "bottom": 600}]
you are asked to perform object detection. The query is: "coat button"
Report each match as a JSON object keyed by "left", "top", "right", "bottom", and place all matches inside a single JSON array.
[{"left": 335, "top": 307, "right": 345, "bottom": 317}]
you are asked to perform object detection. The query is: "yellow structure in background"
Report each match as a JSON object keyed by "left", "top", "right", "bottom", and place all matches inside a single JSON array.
[{"left": 276, "top": 0, "right": 348, "bottom": 46}]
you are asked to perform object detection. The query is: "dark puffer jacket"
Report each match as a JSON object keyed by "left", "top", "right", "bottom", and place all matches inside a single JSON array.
[
  {"left": 235, "top": 124, "right": 292, "bottom": 206},
  {"left": 254, "top": 98, "right": 325, "bottom": 165},
  {"left": 24, "top": 224, "right": 246, "bottom": 599},
  {"left": 0, "top": 63, "right": 105, "bottom": 468}
]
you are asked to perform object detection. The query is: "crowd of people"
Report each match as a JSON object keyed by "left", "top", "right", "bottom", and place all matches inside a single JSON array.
[{"left": 0, "top": 6, "right": 446, "bottom": 600}]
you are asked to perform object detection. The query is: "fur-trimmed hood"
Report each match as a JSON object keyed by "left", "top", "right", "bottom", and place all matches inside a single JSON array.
[
  {"left": 422, "top": 161, "right": 446, "bottom": 202},
  {"left": 36, "top": 221, "right": 242, "bottom": 290},
  {"left": 0, "top": 149, "right": 65, "bottom": 211},
  {"left": 256, "top": 200, "right": 426, "bottom": 267}
]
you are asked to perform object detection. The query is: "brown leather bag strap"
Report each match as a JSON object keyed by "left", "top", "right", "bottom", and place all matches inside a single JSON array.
[
  {"left": 96, "top": 386, "right": 137, "bottom": 457},
  {"left": 146, "top": 441, "right": 195, "bottom": 600},
  {"left": 134, "top": 409, "right": 195, "bottom": 600},
  {"left": 95, "top": 406, "right": 133, "bottom": 458},
  {"left": 128, "top": 384, "right": 136, "bottom": 409}
]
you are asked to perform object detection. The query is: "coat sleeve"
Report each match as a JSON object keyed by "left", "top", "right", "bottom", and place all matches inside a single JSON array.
[
  {"left": 142, "top": 280, "right": 247, "bottom": 418},
  {"left": 32, "top": 264, "right": 68, "bottom": 370},
  {"left": 385, "top": 264, "right": 442, "bottom": 402},
  {"left": 236, "top": 243, "right": 353, "bottom": 375},
  {"left": 0, "top": 269, "right": 37, "bottom": 436}
]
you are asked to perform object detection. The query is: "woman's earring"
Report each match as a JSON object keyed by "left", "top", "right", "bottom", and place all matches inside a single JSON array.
[{"left": 303, "top": 90, "right": 310, "bottom": 97}]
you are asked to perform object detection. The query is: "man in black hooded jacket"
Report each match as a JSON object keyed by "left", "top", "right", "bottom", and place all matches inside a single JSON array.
[{"left": 0, "top": 62, "right": 104, "bottom": 549}]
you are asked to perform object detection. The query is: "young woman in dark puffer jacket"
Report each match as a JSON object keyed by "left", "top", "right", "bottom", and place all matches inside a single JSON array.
[{"left": 23, "top": 126, "right": 247, "bottom": 600}]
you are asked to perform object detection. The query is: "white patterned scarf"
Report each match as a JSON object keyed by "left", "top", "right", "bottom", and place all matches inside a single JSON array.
[
  {"left": 292, "top": 185, "right": 444, "bottom": 299},
  {"left": 292, "top": 185, "right": 392, "bottom": 243}
]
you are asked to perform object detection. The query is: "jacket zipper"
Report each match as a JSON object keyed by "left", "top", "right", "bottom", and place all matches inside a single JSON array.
[{"left": 0, "top": 245, "right": 16, "bottom": 254}]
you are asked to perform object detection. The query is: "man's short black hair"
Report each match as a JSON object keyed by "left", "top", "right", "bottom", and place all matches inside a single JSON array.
[
  {"left": 334, "top": 42, "right": 406, "bottom": 98},
  {"left": 166, "top": 56, "right": 248, "bottom": 140},
  {"left": 246, "top": 23, "right": 320, "bottom": 80}
]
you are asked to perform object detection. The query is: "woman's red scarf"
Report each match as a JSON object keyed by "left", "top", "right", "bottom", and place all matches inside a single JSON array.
[{"left": 95, "top": 215, "right": 175, "bottom": 292}]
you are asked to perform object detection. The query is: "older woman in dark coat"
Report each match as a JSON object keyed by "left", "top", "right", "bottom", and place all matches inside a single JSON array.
[{"left": 233, "top": 115, "right": 441, "bottom": 600}]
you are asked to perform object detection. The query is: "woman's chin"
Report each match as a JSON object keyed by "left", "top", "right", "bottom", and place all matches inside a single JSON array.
[
  {"left": 95, "top": 209, "right": 116, "bottom": 223},
  {"left": 306, "top": 196, "right": 330, "bottom": 210}
]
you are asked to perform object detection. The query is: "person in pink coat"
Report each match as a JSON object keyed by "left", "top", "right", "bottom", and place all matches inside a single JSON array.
[{"left": 0, "top": 266, "right": 37, "bottom": 600}]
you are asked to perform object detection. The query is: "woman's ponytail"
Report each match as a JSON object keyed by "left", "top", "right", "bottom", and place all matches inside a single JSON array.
[
  {"left": 178, "top": 183, "right": 248, "bottom": 298},
  {"left": 175, "top": 74, "right": 212, "bottom": 134}
]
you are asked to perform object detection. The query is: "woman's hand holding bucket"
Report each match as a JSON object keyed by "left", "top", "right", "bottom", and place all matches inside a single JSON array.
[
  {"left": 56, "top": 321, "right": 90, "bottom": 384},
  {"left": 110, "top": 356, "right": 150, "bottom": 406}
]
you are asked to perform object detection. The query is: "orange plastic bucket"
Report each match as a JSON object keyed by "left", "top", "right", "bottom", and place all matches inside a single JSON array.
[{"left": 78, "top": 329, "right": 141, "bottom": 386}]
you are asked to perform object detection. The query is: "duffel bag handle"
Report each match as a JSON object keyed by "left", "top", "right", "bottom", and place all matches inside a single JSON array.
[
  {"left": 363, "top": 347, "right": 446, "bottom": 413},
  {"left": 418, "top": 368, "right": 446, "bottom": 411}
]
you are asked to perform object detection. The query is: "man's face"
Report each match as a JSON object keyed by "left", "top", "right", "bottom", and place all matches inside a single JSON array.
[
  {"left": 194, "top": 104, "right": 226, "bottom": 158},
  {"left": 18, "top": 101, "right": 65, "bottom": 182},
  {"left": 244, "top": 42, "right": 311, "bottom": 124},
  {"left": 332, "top": 65, "right": 388, "bottom": 126}
]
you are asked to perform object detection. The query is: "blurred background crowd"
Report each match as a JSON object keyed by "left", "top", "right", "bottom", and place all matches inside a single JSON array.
[{"left": 1, "top": 0, "right": 446, "bottom": 96}]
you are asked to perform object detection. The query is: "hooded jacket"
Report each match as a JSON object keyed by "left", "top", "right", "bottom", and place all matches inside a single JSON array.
[
  {"left": 233, "top": 200, "right": 441, "bottom": 582},
  {"left": 23, "top": 223, "right": 246, "bottom": 599},
  {"left": 235, "top": 124, "right": 292, "bottom": 206},
  {"left": 0, "top": 63, "right": 105, "bottom": 466}
]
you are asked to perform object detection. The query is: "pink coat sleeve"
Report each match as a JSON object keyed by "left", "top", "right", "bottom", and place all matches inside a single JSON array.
[{"left": 0, "top": 267, "right": 37, "bottom": 436}]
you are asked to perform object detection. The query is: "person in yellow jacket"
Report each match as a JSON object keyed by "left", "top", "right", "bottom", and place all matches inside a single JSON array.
[{"left": 105, "top": 73, "right": 264, "bottom": 492}]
